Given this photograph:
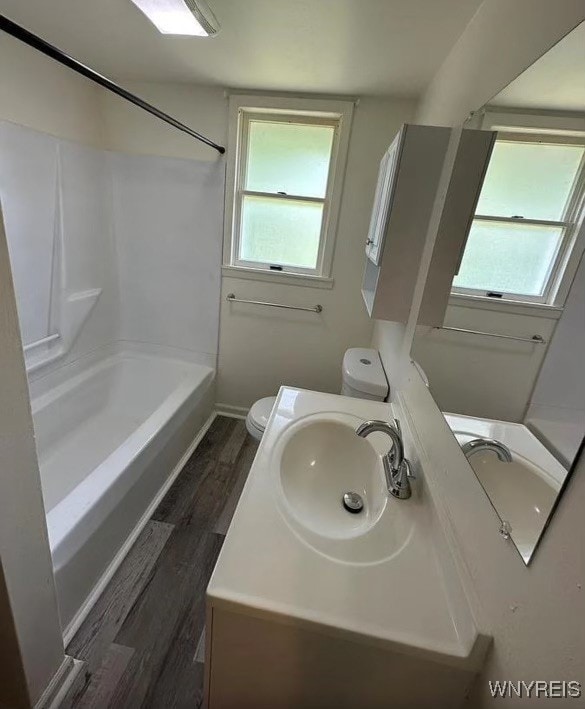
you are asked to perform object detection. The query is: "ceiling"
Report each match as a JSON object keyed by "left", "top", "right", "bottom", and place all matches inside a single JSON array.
[
  {"left": 0, "top": 0, "right": 483, "bottom": 96},
  {"left": 492, "top": 21, "right": 585, "bottom": 113}
]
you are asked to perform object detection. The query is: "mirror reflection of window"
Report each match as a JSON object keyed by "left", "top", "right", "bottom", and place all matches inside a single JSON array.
[{"left": 453, "top": 137, "right": 585, "bottom": 303}]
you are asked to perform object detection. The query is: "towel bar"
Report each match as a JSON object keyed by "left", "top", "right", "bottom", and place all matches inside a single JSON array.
[{"left": 226, "top": 293, "right": 323, "bottom": 313}]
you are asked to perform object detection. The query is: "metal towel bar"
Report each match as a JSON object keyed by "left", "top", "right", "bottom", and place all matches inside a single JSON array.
[
  {"left": 435, "top": 326, "right": 546, "bottom": 344},
  {"left": 226, "top": 293, "right": 323, "bottom": 313}
]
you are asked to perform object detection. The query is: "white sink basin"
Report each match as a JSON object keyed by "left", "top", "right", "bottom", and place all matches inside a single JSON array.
[
  {"left": 271, "top": 412, "right": 411, "bottom": 564},
  {"left": 279, "top": 417, "right": 386, "bottom": 540}
]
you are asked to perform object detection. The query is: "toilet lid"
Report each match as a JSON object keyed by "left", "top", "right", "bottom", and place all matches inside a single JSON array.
[{"left": 249, "top": 396, "right": 277, "bottom": 431}]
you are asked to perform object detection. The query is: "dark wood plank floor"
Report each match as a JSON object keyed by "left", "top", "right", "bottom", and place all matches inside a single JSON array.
[{"left": 64, "top": 416, "right": 257, "bottom": 709}]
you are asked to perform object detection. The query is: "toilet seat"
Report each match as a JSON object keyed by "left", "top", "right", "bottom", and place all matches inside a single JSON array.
[{"left": 246, "top": 396, "right": 276, "bottom": 440}]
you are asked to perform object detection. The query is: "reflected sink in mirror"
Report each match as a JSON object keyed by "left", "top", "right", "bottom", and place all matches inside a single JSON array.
[
  {"left": 445, "top": 413, "right": 565, "bottom": 563},
  {"left": 271, "top": 412, "right": 413, "bottom": 564}
]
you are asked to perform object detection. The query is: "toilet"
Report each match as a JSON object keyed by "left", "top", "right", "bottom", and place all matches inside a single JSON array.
[
  {"left": 245, "top": 396, "right": 277, "bottom": 442},
  {"left": 245, "top": 348, "right": 390, "bottom": 441}
]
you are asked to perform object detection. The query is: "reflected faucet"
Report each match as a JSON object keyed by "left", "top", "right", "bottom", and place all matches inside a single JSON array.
[
  {"left": 462, "top": 438, "right": 513, "bottom": 463},
  {"left": 356, "top": 419, "right": 414, "bottom": 500}
]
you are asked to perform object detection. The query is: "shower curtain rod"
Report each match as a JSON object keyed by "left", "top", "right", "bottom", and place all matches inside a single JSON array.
[{"left": 0, "top": 15, "right": 226, "bottom": 155}]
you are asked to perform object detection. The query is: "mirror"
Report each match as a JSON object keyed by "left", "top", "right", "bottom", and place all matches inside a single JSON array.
[{"left": 412, "top": 21, "right": 585, "bottom": 564}]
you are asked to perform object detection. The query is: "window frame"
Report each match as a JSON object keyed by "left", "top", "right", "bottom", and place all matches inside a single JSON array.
[
  {"left": 452, "top": 121, "right": 585, "bottom": 308},
  {"left": 224, "top": 94, "right": 354, "bottom": 283}
]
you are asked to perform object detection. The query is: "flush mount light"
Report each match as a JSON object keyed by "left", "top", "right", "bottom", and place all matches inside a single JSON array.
[{"left": 130, "top": 0, "right": 220, "bottom": 36}]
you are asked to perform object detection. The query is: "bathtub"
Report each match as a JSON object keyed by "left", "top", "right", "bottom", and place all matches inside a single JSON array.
[{"left": 30, "top": 348, "right": 215, "bottom": 638}]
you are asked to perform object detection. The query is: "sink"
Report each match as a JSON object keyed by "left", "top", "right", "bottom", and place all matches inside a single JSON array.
[
  {"left": 270, "top": 411, "right": 411, "bottom": 564},
  {"left": 279, "top": 417, "right": 387, "bottom": 540},
  {"left": 208, "top": 388, "right": 486, "bottom": 681}
]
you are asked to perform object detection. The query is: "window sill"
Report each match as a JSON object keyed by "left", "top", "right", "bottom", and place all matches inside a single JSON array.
[
  {"left": 221, "top": 265, "right": 334, "bottom": 289},
  {"left": 448, "top": 293, "right": 563, "bottom": 319}
]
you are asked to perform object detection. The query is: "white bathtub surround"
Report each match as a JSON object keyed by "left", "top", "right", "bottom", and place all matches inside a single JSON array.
[
  {"left": 0, "top": 120, "right": 224, "bottom": 377},
  {"left": 110, "top": 151, "right": 223, "bottom": 356},
  {"left": 207, "top": 388, "right": 488, "bottom": 707},
  {"left": 0, "top": 122, "right": 59, "bottom": 346},
  {"left": 0, "top": 122, "right": 116, "bottom": 374},
  {"left": 29, "top": 343, "right": 215, "bottom": 635}
]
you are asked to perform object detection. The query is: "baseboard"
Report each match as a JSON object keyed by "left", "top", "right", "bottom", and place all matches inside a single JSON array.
[
  {"left": 215, "top": 403, "right": 249, "bottom": 419},
  {"left": 62, "top": 411, "right": 218, "bottom": 646},
  {"left": 34, "top": 656, "right": 85, "bottom": 709}
]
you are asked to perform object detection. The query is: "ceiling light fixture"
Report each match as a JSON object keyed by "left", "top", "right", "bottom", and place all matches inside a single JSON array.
[{"left": 129, "top": 0, "right": 220, "bottom": 36}]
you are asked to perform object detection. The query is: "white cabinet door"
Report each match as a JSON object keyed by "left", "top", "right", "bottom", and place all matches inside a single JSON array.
[{"left": 365, "top": 128, "right": 403, "bottom": 265}]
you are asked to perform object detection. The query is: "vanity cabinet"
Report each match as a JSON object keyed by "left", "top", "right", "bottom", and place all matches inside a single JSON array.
[
  {"left": 362, "top": 125, "right": 495, "bottom": 326},
  {"left": 205, "top": 606, "right": 477, "bottom": 709},
  {"left": 204, "top": 387, "right": 488, "bottom": 709}
]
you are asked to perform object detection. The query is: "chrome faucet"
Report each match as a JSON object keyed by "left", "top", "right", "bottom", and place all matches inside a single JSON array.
[
  {"left": 356, "top": 419, "right": 414, "bottom": 500},
  {"left": 461, "top": 438, "right": 513, "bottom": 463}
]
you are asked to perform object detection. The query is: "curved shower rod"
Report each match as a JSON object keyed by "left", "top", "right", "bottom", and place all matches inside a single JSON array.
[{"left": 0, "top": 14, "right": 226, "bottom": 155}]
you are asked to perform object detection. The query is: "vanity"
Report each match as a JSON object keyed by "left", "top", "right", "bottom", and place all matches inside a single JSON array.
[{"left": 205, "top": 387, "right": 489, "bottom": 708}]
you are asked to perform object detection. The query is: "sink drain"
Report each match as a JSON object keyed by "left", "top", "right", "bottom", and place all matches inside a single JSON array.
[{"left": 342, "top": 491, "right": 364, "bottom": 514}]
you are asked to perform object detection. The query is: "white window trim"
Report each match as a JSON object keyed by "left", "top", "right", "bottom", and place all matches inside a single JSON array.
[
  {"left": 223, "top": 94, "right": 354, "bottom": 284},
  {"left": 452, "top": 125, "right": 585, "bottom": 309}
]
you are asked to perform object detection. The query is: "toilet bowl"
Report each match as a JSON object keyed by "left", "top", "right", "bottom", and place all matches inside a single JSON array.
[
  {"left": 246, "top": 396, "right": 277, "bottom": 442},
  {"left": 245, "top": 348, "right": 390, "bottom": 441}
]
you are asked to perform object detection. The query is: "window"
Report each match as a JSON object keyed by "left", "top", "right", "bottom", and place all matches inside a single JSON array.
[
  {"left": 225, "top": 96, "right": 353, "bottom": 282},
  {"left": 452, "top": 134, "right": 585, "bottom": 305}
]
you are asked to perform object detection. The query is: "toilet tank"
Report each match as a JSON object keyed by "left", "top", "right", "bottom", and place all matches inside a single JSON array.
[{"left": 341, "top": 348, "right": 388, "bottom": 401}]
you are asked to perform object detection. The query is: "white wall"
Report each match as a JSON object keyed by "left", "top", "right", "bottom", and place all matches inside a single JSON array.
[
  {"left": 411, "top": 303, "right": 558, "bottom": 421},
  {"left": 99, "top": 84, "right": 415, "bottom": 410},
  {"left": 375, "top": 2, "right": 585, "bottom": 705},
  {"left": 100, "top": 82, "right": 226, "bottom": 162},
  {"left": 0, "top": 33, "right": 103, "bottom": 146},
  {"left": 0, "top": 202, "right": 65, "bottom": 709},
  {"left": 527, "top": 253, "right": 585, "bottom": 463}
]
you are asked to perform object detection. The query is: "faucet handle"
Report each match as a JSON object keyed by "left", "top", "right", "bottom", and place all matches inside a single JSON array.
[
  {"left": 400, "top": 459, "right": 415, "bottom": 480},
  {"left": 389, "top": 459, "right": 415, "bottom": 499}
]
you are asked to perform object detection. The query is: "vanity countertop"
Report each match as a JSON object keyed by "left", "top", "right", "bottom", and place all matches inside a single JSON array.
[{"left": 207, "top": 387, "right": 486, "bottom": 669}]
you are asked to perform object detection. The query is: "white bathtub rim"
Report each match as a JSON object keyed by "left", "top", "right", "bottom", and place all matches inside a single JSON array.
[
  {"left": 47, "top": 365, "right": 213, "bottom": 566},
  {"left": 62, "top": 410, "right": 217, "bottom": 645},
  {"left": 32, "top": 348, "right": 208, "bottom": 415},
  {"left": 28, "top": 339, "right": 217, "bottom": 397}
]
